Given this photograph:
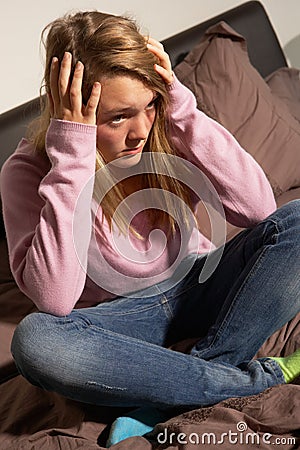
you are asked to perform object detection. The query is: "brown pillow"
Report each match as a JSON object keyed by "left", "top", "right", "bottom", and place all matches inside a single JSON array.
[
  {"left": 266, "top": 67, "right": 300, "bottom": 124},
  {"left": 174, "top": 21, "right": 300, "bottom": 197}
]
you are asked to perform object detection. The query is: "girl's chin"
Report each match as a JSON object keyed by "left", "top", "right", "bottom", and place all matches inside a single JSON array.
[{"left": 109, "top": 152, "right": 143, "bottom": 169}]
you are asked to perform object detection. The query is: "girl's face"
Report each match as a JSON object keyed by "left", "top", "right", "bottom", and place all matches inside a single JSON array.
[{"left": 96, "top": 75, "right": 157, "bottom": 168}]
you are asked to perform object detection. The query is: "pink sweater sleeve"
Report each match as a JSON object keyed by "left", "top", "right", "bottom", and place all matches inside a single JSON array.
[
  {"left": 0, "top": 119, "right": 97, "bottom": 316},
  {"left": 167, "top": 76, "right": 276, "bottom": 227}
]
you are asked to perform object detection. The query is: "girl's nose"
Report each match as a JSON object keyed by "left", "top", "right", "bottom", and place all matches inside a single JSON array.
[{"left": 127, "top": 117, "right": 149, "bottom": 143}]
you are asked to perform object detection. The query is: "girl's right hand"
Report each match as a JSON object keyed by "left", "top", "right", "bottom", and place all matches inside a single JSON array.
[
  {"left": 48, "top": 52, "right": 101, "bottom": 125},
  {"left": 146, "top": 37, "right": 174, "bottom": 85}
]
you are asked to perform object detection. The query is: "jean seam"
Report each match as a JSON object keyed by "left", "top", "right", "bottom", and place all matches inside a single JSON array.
[
  {"left": 153, "top": 255, "right": 207, "bottom": 301},
  {"left": 159, "top": 294, "right": 175, "bottom": 320},
  {"left": 262, "top": 218, "right": 280, "bottom": 246},
  {"left": 93, "top": 299, "right": 171, "bottom": 316},
  {"left": 167, "top": 280, "right": 200, "bottom": 299}
]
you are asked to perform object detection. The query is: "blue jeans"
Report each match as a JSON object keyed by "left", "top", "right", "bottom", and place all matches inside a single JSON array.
[{"left": 11, "top": 200, "right": 300, "bottom": 408}]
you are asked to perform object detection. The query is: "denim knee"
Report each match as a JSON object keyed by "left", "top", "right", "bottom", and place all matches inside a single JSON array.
[
  {"left": 11, "top": 312, "right": 58, "bottom": 384},
  {"left": 264, "top": 200, "right": 300, "bottom": 244},
  {"left": 271, "top": 199, "right": 300, "bottom": 228}
]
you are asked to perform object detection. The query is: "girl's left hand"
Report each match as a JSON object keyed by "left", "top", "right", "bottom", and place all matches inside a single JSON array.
[{"left": 146, "top": 37, "right": 174, "bottom": 85}]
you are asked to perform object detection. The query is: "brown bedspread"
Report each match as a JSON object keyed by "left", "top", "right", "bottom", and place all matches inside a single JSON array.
[{"left": 0, "top": 371, "right": 299, "bottom": 449}]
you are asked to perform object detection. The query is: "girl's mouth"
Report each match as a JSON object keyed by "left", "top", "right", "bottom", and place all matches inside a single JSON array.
[{"left": 121, "top": 144, "right": 143, "bottom": 155}]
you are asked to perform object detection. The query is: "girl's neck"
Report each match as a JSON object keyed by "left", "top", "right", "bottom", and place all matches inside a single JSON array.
[{"left": 120, "top": 175, "right": 144, "bottom": 196}]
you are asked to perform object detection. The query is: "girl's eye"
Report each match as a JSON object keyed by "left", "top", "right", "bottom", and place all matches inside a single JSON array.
[
  {"left": 111, "top": 115, "right": 126, "bottom": 125},
  {"left": 146, "top": 96, "right": 158, "bottom": 110}
]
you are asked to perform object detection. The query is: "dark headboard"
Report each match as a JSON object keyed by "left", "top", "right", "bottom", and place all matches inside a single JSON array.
[{"left": 0, "top": 98, "right": 41, "bottom": 169}]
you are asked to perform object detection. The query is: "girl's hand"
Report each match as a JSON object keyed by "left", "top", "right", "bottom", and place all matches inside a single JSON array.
[
  {"left": 146, "top": 37, "right": 174, "bottom": 85},
  {"left": 48, "top": 52, "right": 101, "bottom": 125}
]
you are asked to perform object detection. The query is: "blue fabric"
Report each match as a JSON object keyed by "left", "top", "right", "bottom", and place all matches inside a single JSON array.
[
  {"left": 106, "top": 406, "right": 167, "bottom": 447},
  {"left": 107, "top": 417, "right": 153, "bottom": 447},
  {"left": 12, "top": 201, "right": 300, "bottom": 408}
]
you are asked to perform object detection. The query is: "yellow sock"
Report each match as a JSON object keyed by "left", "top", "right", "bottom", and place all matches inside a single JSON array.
[{"left": 270, "top": 348, "right": 300, "bottom": 383}]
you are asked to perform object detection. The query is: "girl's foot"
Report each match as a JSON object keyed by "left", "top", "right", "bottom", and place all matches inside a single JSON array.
[
  {"left": 270, "top": 348, "right": 300, "bottom": 383},
  {"left": 106, "top": 406, "right": 168, "bottom": 447}
]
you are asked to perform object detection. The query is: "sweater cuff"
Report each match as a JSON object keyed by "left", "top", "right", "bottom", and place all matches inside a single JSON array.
[
  {"left": 166, "top": 72, "right": 179, "bottom": 92},
  {"left": 46, "top": 119, "right": 97, "bottom": 159},
  {"left": 49, "top": 118, "right": 97, "bottom": 134}
]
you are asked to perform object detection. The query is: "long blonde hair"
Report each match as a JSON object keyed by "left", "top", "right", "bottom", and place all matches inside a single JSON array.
[{"left": 29, "top": 11, "right": 195, "bottom": 237}]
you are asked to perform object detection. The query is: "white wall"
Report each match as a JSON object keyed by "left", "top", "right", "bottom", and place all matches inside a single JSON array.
[{"left": 1, "top": 0, "right": 300, "bottom": 114}]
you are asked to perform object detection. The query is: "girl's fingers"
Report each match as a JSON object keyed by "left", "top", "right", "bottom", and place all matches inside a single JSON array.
[
  {"left": 58, "top": 52, "right": 72, "bottom": 106},
  {"left": 147, "top": 41, "right": 173, "bottom": 84},
  {"left": 146, "top": 37, "right": 173, "bottom": 84},
  {"left": 69, "top": 61, "right": 84, "bottom": 112},
  {"left": 85, "top": 82, "right": 101, "bottom": 121},
  {"left": 147, "top": 42, "right": 170, "bottom": 68},
  {"left": 47, "top": 92, "right": 54, "bottom": 117},
  {"left": 49, "top": 57, "right": 60, "bottom": 114},
  {"left": 48, "top": 52, "right": 99, "bottom": 124},
  {"left": 153, "top": 63, "right": 173, "bottom": 85},
  {"left": 147, "top": 38, "right": 167, "bottom": 63},
  {"left": 147, "top": 37, "right": 164, "bottom": 50}
]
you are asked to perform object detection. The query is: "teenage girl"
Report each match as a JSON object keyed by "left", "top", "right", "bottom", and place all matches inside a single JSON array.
[{"left": 1, "top": 10, "right": 299, "bottom": 444}]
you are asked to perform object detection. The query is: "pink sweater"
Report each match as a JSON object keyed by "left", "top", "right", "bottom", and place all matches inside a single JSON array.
[{"left": 0, "top": 77, "right": 276, "bottom": 316}]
